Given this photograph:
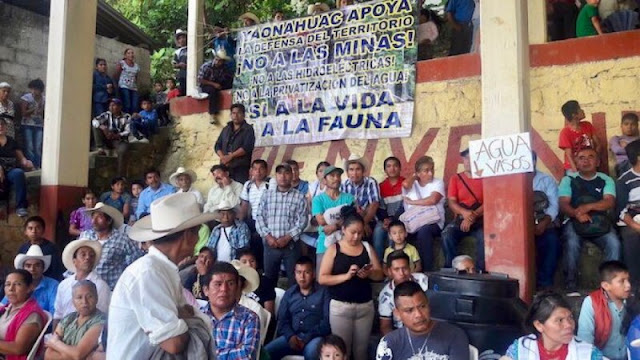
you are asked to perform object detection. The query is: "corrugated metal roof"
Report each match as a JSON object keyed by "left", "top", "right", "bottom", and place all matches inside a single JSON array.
[{"left": 3, "top": 0, "right": 160, "bottom": 50}]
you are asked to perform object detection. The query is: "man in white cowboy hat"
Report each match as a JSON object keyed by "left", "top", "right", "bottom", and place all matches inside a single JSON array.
[
  {"left": 198, "top": 47, "right": 233, "bottom": 121},
  {"left": 201, "top": 261, "right": 260, "bottom": 360},
  {"left": 206, "top": 200, "right": 250, "bottom": 262},
  {"left": 108, "top": 192, "right": 217, "bottom": 359},
  {"left": 257, "top": 163, "right": 308, "bottom": 287},
  {"left": 1, "top": 244, "right": 59, "bottom": 314},
  {"left": 203, "top": 164, "right": 244, "bottom": 214},
  {"left": 172, "top": 29, "right": 188, "bottom": 96},
  {"left": 80, "top": 202, "right": 144, "bottom": 290},
  {"left": 340, "top": 154, "right": 386, "bottom": 260},
  {"left": 52, "top": 238, "right": 111, "bottom": 329},
  {"left": 239, "top": 12, "right": 260, "bottom": 26},
  {"left": 170, "top": 166, "right": 204, "bottom": 206}
]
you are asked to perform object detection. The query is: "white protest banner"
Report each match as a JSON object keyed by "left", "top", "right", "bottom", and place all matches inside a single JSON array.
[
  {"left": 232, "top": 0, "right": 417, "bottom": 147},
  {"left": 468, "top": 132, "right": 534, "bottom": 179}
]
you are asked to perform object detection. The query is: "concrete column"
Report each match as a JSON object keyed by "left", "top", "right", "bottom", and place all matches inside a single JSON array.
[
  {"left": 40, "top": 0, "right": 97, "bottom": 241},
  {"left": 186, "top": 0, "right": 204, "bottom": 96},
  {"left": 528, "top": 0, "right": 548, "bottom": 44},
  {"left": 480, "top": 0, "right": 535, "bottom": 302}
]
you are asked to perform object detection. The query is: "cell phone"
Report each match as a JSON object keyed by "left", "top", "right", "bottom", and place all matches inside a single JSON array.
[{"left": 361, "top": 264, "right": 373, "bottom": 271}]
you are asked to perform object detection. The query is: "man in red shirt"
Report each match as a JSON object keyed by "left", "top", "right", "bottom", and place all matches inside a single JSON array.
[{"left": 441, "top": 149, "right": 485, "bottom": 271}]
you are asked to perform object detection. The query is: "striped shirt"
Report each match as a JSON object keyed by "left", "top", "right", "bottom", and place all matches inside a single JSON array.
[
  {"left": 617, "top": 168, "right": 640, "bottom": 225},
  {"left": 341, "top": 176, "right": 381, "bottom": 210},
  {"left": 240, "top": 179, "right": 269, "bottom": 220},
  {"left": 203, "top": 303, "right": 260, "bottom": 360},
  {"left": 256, "top": 187, "right": 308, "bottom": 240}
]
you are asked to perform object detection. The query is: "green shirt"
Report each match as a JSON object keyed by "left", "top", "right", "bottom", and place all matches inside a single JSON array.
[
  {"left": 311, "top": 192, "right": 355, "bottom": 254},
  {"left": 60, "top": 310, "right": 106, "bottom": 346},
  {"left": 576, "top": 4, "right": 599, "bottom": 37}
]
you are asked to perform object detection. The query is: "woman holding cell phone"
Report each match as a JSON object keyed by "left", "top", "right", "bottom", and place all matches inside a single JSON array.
[{"left": 318, "top": 206, "right": 383, "bottom": 360}]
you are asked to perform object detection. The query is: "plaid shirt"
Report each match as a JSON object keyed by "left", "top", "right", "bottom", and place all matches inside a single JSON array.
[
  {"left": 341, "top": 177, "right": 381, "bottom": 209},
  {"left": 203, "top": 303, "right": 260, "bottom": 360},
  {"left": 79, "top": 228, "right": 145, "bottom": 290},
  {"left": 256, "top": 187, "right": 308, "bottom": 240},
  {"left": 92, "top": 111, "right": 132, "bottom": 138},
  {"left": 206, "top": 220, "right": 251, "bottom": 260},
  {"left": 197, "top": 61, "right": 233, "bottom": 90}
]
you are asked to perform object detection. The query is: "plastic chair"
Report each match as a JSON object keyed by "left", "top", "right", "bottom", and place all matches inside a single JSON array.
[
  {"left": 274, "top": 288, "right": 286, "bottom": 318},
  {"left": 27, "top": 310, "right": 52, "bottom": 360},
  {"left": 469, "top": 344, "right": 479, "bottom": 360}
]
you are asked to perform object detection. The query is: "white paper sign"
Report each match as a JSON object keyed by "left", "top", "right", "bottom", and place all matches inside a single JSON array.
[{"left": 469, "top": 132, "right": 534, "bottom": 179}]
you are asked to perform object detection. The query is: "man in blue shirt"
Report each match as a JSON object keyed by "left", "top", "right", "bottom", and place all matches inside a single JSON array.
[
  {"left": 265, "top": 256, "right": 330, "bottom": 360},
  {"left": 446, "top": 0, "right": 476, "bottom": 55},
  {"left": 532, "top": 152, "right": 560, "bottom": 289},
  {"left": 135, "top": 168, "right": 176, "bottom": 220},
  {"left": 2, "top": 245, "right": 59, "bottom": 314}
]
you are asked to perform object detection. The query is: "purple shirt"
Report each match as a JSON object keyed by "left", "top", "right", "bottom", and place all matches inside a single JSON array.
[
  {"left": 70, "top": 207, "right": 93, "bottom": 232},
  {"left": 609, "top": 135, "right": 639, "bottom": 165}
]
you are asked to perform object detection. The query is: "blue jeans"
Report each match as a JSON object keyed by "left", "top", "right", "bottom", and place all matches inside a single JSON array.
[
  {"left": 264, "top": 240, "right": 301, "bottom": 287},
  {"left": 22, "top": 125, "right": 43, "bottom": 168},
  {"left": 409, "top": 223, "right": 441, "bottom": 271},
  {"left": 371, "top": 222, "right": 387, "bottom": 261},
  {"left": 442, "top": 222, "right": 485, "bottom": 271},
  {"left": 562, "top": 222, "right": 621, "bottom": 289},
  {"left": 6, "top": 168, "right": 27, "bottom": 208},
  {"left": 265, "top": 335, "right": 323, "bottom": 360},
  {"left": 130, "top": 118, "right": 157, "bottom": 139},
  {"left": 535, "top": 227, "right": 560, "bottom": 287},
  {"left": 119, "top": 88, "right": 138, "bottom": 114}
]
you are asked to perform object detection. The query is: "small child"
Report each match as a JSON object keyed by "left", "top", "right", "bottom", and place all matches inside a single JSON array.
[
  {"left": 578, "top": 261, "right": 631, "bottom": 360},
  {"left": 69, "top": 189, "right": 97, "bottom": 237},
  {"left": 100, "top": 176, "right": 131, "bottom": 220},
  {"left": 166, "top": 79, "right": 180, "bottom": 102},
  {"left": 131, "top": 98, "right": 158, "bottom": 141},
  {"left": 383, "top": 220, "right": 422, "bottom": 274},
  {"left": 558, "top": 100, "right": 600, "bottom": 173},
  {"left": 153, "top": 81, "right": 170, "bottom": 126},
  {"left": 576, "top": 0, "right": 603, "bottom": 38},
  {"left": 319, "top": 334, "right": 348, "bottom": 360},
  {"left": 610, "top": 113, "right": 640, "bottom": 176},
  {"left": 129, "top": 180, "right": 144, "bottom": 225}
]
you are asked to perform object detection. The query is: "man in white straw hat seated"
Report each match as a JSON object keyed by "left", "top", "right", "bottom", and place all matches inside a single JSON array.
[
  {"left": 1, "top": 244, "right": 59, "bottom": 314},
  {"left": 201, "top": 261, "right": 260, "bottom": 360},
  {"left": 207, "top": 200, "right": 250, "bottom": 263},
  {"left": 80, "top": 202, "right": 144, "bottom": 291},
  {"left": 169, "top": 166, "right": 204, "bottom": 207},
  {"left": 107, "top": 193, "right": 217, "bottom": 359},
  {"left": 52, "top": 238, "right": 111, "bottom": 329},
  {"left": 198, "top": 48, "right": 234, "bottom": 123}
]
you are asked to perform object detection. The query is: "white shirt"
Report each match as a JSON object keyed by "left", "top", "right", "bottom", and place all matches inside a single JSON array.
[
  {"left": 107, "top": 246, "right": 189, "bottom": 359},
  {"left": 177, "top": 187, "right": 205, "bottom": 206},
  {"left": 53, "top": 271, "right": 111, "bottom": 320},
  {"left": 216, "top": 226, "right": 233, "bottom": 262},
  {"left": 402, "top": 178, "right": 446, "bottom": 229},
  {"left": 308, "top": 180, "right": 326, "bottom": 199},
  {"left": 378, "top": 273, "right": 429, "bottom": 329},
  {"left": 241, "top": 180, "right": 269, "bottom": 220},
  {"left": 203, "top": 181, "right": 244, "bottom": 213}
]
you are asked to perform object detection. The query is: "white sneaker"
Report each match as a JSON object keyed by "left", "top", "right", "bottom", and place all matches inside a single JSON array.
[{"left": 138, "top": 138, "right": 150, "bottom": 143}]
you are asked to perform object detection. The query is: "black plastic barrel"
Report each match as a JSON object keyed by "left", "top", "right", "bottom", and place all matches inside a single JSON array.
[{"left": 426, "top": 270, "right": 527, "bottom": 354}]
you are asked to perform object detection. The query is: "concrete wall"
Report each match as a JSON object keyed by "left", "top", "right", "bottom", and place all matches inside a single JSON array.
[
  {"left": 166, "top": 31, "right": 640, "bottom": 195},
  {"left": 0, "top": 3, "right": 151, "bottom": 104}
]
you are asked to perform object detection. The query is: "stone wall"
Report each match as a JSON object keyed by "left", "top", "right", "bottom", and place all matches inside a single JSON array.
[{"left": 0, "top": 3, "right": 151, "bottom": 104}]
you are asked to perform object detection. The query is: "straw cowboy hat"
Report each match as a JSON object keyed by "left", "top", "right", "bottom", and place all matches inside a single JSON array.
[
  {"left": 212, "top": 200, "right": 239, "bottom": 222},
  {"left": 213, "top": 48, "right": 231, "bottom": 62},
  {"left": 238, "top": 12, "right": 260, "bottom": 24},
  {"left": 308, "top": 2, "right": 330, "bottom": 15},
  {"left": 169, "top": 167, "right": 198, "bottom": 187},
  {"left": 343, "top": 154, "right": 369, "bottom": 172},
  {"left": 14, "top": 245, "right": 51, "bottom": 272},
  {"left": 231, "top": 260, "right": 259, "bottom": 294},
  {"left": 129, "top": 192, "right": 217, "bottom": 242},
  {"left": 62, "top": 238, "right": 103, "bottom": 273},
  {"left": 85, "top": 202, "right": 124, "bottom": 229}
]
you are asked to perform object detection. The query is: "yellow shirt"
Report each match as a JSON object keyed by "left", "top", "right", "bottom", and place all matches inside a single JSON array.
[{"left": 383, "top": 243, "right": 421, "bottom": 269}]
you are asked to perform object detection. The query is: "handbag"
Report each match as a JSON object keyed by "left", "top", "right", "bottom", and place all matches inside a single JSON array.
[{"left": 399, "top": 182, "right": 441, "bottom": 233}]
